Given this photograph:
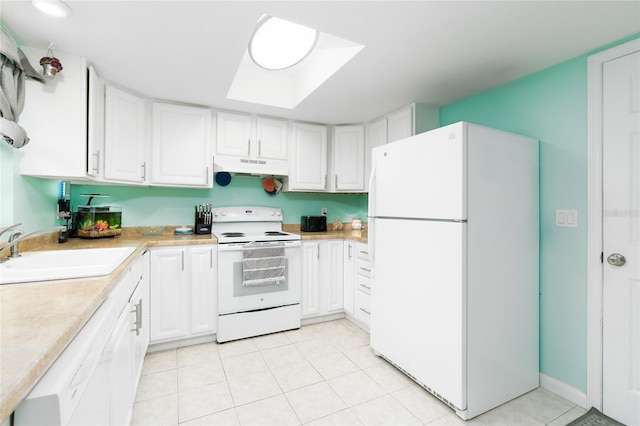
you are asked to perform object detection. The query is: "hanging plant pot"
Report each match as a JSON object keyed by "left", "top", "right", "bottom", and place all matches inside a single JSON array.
[{"left": 40, "top": 56, "right": 63, "bottom": 79}]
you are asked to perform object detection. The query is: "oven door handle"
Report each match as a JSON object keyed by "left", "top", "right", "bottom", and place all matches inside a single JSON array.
[{"left": 216, "top": 240, "right": 301, "bottom": 251}]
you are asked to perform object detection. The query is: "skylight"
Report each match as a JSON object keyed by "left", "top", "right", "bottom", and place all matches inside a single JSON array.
[
  {"left": 249, "top": 16, "right": 319, "bottom": 70},
  {"left": 227, "top": 15, "right": 364, "bottom": 109}
]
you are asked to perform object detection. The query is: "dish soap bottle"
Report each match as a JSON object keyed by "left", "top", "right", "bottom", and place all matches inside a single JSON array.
[{"left": 333, "top": 217, "right": 343, "bottom": 231}]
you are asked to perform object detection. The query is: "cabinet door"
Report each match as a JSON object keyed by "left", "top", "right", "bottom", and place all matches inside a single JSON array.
[
  {"left": 110, "top": 305, "right": 133, "bottom": 426},
  {"left": 301, "top": 242, "right": 322, "bottom": 317},
  {"left": 129, "top": 279, "right": 145, "bottom": 394},
  {"left": 18, "top": 48, "right": 89, "bottom": 179},
  {"left": 215, "top": 111, "right": 252, "bottom": 156},
  {"left": 387, "top": 105, "right": 413, "bottom": 143},
  {"left": 104, "top": 85, "right": 147, "bottom": 182},
  {"left": 256, "top": 116, "right": 288, "bottom": 159},
  {"left": 325, "top": 240, "right": 344, "bottom": 312},
  {"left": 151, "top": 102, "right": 212, "bottom": 187},
  {"left": 333, "top": 125, "right": 365, "bottom": 191},
  {"left": 150, "top": 248, "right": 189, "bottom": 342},
  {"left": 189, "top": 246, "right": 217, "bottom": 335},
  {"left": 87, "top": 66, "right": 105, "bottom": 178},
  {"left": 365, "top": 117, "right": 387, "bottom": 192},
  {"left": 343, "top": 241, "right": 355, "bottom": 316},
  {"left": 289, "top": 122, "right": 328, "bottom": 191}
]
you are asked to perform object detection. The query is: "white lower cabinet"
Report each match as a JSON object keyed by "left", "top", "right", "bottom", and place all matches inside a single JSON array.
[
  {"left": 353, "top": 242, "right": 371, "bottom": 329},
  {"left": 109, "top": 252, "right": 149, "bottom": 425},
  {"left": 343, "top": 240, "right": 356, "bottom": 316},
  {"left": 149, "top": 245, "right": 216, "bottom": 345},
  {"left": 301, "top": 240, "right": 344, "bottom": 319},
  {"left": 15, "top": 252, "right": 149, "bottom": 426}
]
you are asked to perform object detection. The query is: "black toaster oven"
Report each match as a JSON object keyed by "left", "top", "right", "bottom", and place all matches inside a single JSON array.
[{"left": 300, "top": 215, "right": 327, "bottom": 232}]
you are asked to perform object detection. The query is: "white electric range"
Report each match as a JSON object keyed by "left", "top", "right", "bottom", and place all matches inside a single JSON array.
[{"left": 211, "top": 206, "right": 301, "bottom": 343}]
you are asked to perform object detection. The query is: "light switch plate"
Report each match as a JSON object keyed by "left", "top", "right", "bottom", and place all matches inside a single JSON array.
[{"left": 556, "top": 209, "right": 578, "bottom": 227}]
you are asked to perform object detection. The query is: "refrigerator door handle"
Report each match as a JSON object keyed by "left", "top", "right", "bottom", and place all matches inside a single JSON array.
[{"left": 368, "top": 166, "right": 377, "bottom": 275}]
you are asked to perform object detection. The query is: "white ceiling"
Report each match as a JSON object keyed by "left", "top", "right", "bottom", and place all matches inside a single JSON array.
[{"left": 1, "top": 1, "right": 639, "bottom": 125}]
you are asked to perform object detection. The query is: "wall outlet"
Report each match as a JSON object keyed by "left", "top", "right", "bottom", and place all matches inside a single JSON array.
[{"left": 321, "top": 207, "right": 327, "bottom": 215}]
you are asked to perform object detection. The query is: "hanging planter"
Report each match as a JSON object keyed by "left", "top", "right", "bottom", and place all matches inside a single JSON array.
[{"left": 40, "top": 44, "right": 63, "bottom": 79}]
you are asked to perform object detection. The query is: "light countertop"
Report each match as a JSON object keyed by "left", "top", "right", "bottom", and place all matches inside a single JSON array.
[{"left": 0, "top": 226, "right": 366, "bottom": 422}]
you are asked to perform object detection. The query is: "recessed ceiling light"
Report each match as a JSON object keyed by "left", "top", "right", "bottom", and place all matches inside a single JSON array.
[
  {"left": 249, "top": 16, "right": 318, "bottom": 70},
  {"left": 32, "top": 0, "right": 71, "bottom": 18}
]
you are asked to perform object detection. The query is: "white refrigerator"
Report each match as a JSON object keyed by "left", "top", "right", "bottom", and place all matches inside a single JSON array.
[{"left": 368, "top": 122, "right": 539, "bottom": 420}]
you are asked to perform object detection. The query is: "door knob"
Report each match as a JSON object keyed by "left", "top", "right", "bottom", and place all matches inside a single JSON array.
[{"left": 607, "top": 253, "right": 626, "bottom": 267}]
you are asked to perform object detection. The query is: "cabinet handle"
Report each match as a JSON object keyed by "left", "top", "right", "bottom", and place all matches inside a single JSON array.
[
  {"left": 316, "top": 245, "right": 320, "bottom": 260},
  {"left": 141, "top": 162, "right": 146, "bottom": 180},
  {"left": 359, "top": 307, "right": 371, "bottom": 315},
  {"left": 247, "top": 139, "right": 251, "bottom": 156},
  {"left": 360, "top": 267, "right": 371, "bottom": 272},
  {"left": 335, "top": 174, "right": 338, "bottom": 188},
  {"left": 92, "top": 150, "right": 100, "bottom": 174},
  {"left": 210, "top": 248, "right": 213, "bottom": 269},
  {"left": 359, "top": 283, "right": 371, "bottom": 290},
  {"left": 258, "top": 140, "right": 262, "bottom": 157},
  {"left": 206, "top": 166, "right": 209, "bottom": 185},
  {"left": 131, "top": 301, "right": 141, "bottom": 335},
  {"left": 348, "top": 244, "right": 352, "bottom": 259},
  {"left": 181, "top": 251, "right": 185, "bottom": 270}
]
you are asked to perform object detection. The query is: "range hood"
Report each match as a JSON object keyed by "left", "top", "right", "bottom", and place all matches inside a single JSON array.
[{"left": 213, "top": 154, "right": 288, "bottom": 176}]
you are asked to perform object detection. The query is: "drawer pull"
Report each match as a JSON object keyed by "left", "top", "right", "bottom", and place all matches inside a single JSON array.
[
  {"left": 360, "top": 250, "right": 369, "bottom": 255},
  {"left": 360, "top": 267, "right": 371, "bottom": 272},
  {"left": 359, "top": 283, "right": 371, "bottom": 290},
  {"left": 359, "top": 307, "right": 371, "bottom": 315}
]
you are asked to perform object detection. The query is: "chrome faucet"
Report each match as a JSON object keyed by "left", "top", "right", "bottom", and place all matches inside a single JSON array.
[
  {"left": 0, "top": 226, "right": 66, "bottom": 260},
  {"left": 0, "top": 223, "right": 22, "bottom": 239}
]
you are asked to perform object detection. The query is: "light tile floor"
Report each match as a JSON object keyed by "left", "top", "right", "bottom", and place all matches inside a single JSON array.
[{"left": 132, "top": 319, "right": 586, "bottom": 426}]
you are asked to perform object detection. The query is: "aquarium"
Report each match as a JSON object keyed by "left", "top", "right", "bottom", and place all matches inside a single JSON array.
[{"left": 76, "top": 206, "right": 122, "bottom": 238}]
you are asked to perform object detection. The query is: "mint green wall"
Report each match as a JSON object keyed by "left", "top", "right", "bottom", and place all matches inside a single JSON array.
[
  {"left": 70, "top": 175, "right": 366, "bottom": 227},
  {"left": 440, "top": 34, "right": 639, "bottom": 393},
  {"left": 0, "top": 143, "right": 59, "bottom": 233}
]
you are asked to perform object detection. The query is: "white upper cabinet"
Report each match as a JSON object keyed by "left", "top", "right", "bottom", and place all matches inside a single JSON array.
[
  {"left": 331, "top": 125, "right": 365, "bottom": 192},
  {"left": 151, "top": 102, "right": 212, "bottom": 187},
  {"left": 103, "top": 85, "right": 147, "bottom": 183},
  {"left": 215, "top": 111, "right": 252, "bottom": 157},
  {"left": 364, "top": 117, "right": 387, "bottom": 191},
  {"left": 19, "top": 48, "right": 91, "bottom": 179},
  {"left": 87, "top": 66, "right": 105, "bottom": 179},
  {"left": 255, "top": 116, "right": 288, "bottom": 160},
  {"left": 214, "top": 111, "right": 289, "bottom": 175},
  {"left": 286, "top": 122, "right": 328, "bottom": 191},
  {"left": 387, "top": 105, "right": 413, "bottom": 143}
]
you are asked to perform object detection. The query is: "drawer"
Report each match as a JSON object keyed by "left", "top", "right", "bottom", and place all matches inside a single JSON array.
[
  {"left": 356, "top": 276, "right": 371, "bottom": 295},
  {"left": 355, "top": 290, "right": 371, "bottom": 325},
  {"left": 355, "top": 258, "right": 371, "bottom": 278},
  {"left": 355, "top": 243, "right": 370, "bottom": 262}
]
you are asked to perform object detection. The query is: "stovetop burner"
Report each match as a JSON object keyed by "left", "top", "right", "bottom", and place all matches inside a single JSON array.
[{"left": 222, "top": 232, "right": 245, "bottom": 237}]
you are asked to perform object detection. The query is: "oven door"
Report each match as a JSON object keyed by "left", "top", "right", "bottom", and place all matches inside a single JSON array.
[{"left": 217, "top": 240, "right": 301, "bottom": 314}]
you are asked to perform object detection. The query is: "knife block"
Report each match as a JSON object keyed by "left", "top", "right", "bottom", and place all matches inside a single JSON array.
[{"left": 195, "top": 213, "right": 210, "bottom": 235}]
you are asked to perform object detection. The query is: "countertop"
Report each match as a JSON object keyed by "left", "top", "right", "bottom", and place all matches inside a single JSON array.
[{"left": 0, "top": 226, "right": 366, "bottom": 422}]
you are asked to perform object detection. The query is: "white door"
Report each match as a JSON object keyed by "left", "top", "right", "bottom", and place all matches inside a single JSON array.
[
  {"left": 602, "top": 49, "right": 640, "bottom": 426},
  {"left": 189, "top": 246, "right": 216, "bottom": 335}
]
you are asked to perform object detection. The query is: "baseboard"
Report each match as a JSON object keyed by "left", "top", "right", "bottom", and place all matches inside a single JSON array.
[
  {"left": 540, "top": 373, "right": 588, "bottom": 408},
  {"left": 147, "top": 333, "right": 216, "bottom": 353}
]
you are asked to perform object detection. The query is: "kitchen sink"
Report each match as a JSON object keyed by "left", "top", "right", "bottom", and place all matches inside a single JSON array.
[{"left": 0, "top": 246, "right": 137, "bottom": 285}]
